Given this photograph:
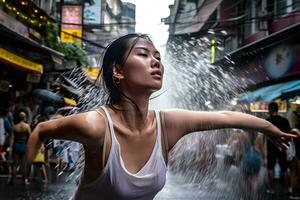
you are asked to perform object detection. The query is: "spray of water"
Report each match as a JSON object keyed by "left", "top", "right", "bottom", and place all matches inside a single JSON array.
[
  {"left": 53, "top": 36, "right": 262, "bottom": 200},
  {"left": 153, "top": 37, "right": 263, "bottom": 200}
]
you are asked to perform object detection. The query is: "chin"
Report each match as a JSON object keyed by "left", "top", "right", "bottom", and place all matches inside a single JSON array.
[{"left": 149, "top": 85, "right": 162, "bottom": 93}]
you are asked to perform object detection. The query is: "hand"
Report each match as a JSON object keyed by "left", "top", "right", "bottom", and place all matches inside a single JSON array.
[
  {"left": 266, "top": 131, "right": 298, "bottom": 151},
  {"left": 291, "top": 128, "right": 300, "bottom": 137}
]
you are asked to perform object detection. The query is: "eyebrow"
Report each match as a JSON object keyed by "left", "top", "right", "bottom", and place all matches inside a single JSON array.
[{"left": 134, "top": 47, "right": 160, "bottom": 55}]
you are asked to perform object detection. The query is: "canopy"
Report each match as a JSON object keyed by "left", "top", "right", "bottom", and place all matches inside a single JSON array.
[
  {"left": 238, "top": 80, "right": 300, "bottom": 103},
  {"left": 0, "top": 48, "right": 43, "bottom": 74}
]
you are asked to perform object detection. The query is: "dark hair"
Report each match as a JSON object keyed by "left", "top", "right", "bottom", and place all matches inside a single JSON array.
[
  {"left": 97, "top": 33, "right": 152, "bottom": 106},
  {"left": 268, "top": 102, "right": 279, "bottom": 112}
]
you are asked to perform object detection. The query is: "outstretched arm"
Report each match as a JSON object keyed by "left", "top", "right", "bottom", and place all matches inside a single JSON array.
[
  {"left": 24, "top": 111, "right": 106, "bottom": 180},
  {"left": 163, "top": 109, "right": 297, "bottom": 150}
]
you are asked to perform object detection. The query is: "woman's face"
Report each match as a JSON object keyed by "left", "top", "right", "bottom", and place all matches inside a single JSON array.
[{"left": 120, "top": 38, "right": 164, "bottom": 93}]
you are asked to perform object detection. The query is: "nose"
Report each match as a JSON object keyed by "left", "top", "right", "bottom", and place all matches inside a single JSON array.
[{"left": 151, "top": 56, "right": 160, "bottom": 68}]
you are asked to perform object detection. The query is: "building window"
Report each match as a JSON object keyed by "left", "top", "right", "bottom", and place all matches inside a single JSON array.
[
  {"left": 276, "top": 0, "right": 288, "bottom": 16},
  {"left": 293, "top": 0, "right": 300, "bottom": 9}
]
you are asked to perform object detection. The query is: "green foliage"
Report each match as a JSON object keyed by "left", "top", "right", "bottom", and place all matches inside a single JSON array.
[{"left": 45, "top": 23, "right": 89, "bottom": 67}]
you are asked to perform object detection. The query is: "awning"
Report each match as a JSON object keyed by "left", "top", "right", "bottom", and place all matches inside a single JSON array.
[
  {"left": 238, "top": 80, "right": 300, "bottom": 103},
  {"left": 0, "top": 24, "right": 64, "bottom": 59},
  {"left": 0, "top": 48, "right": 43, "bottom": 74}
]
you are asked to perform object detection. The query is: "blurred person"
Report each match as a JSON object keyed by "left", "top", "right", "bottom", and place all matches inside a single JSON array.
[
  {"left": 53, "top": 140, "right": 66, "bottom": 176},
  {"left": 24, "top": 34, "right": 297, "bottom": 200},
  {"left": 226, "top": 129, "right": 265, "bottom": 200},
  {"left": 289, "top": 108, "right": 300, "bottom": 199},
  {"left": 68, "top": 141, "right": 81, "bottom": 170},
  {"left": 265, "top": 102, "right": 291, "bottom": 194},
  {"left": 8, "top": 112, "right": 31, "bottom": 184},
  {"left": 31, "top": 143, "right": 48, "bottom": 184}
]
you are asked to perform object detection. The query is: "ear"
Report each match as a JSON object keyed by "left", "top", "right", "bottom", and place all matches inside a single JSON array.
[{"left": 113, "top": 64, "right": 124, "bottom": 79}]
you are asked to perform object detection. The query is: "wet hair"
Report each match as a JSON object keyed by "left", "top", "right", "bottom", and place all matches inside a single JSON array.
[
  {"left": 97, "top": 33, "right": 153, "bottom": 106},
  {"left": 268, "top": 102, "right": 279, "bottom": 112}
]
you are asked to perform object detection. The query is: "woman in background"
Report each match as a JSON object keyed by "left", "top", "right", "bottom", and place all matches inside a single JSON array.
[{"left": 9, "top": 112, "right": 31, "bottom": 184}]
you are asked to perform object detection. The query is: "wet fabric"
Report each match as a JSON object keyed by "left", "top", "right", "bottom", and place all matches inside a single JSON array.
[{"left": 73, "top": 107, "right": 167, "bottom": 200}]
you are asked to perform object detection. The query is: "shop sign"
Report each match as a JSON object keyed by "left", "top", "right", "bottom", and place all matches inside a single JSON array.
[
  {"left": 250, "top": 100, "right": 287, "bottom": 112},
  {"left": 61, "top": 5, "right": 82, "bottom": 46},
  {"left": 0, "top": 48, "right": 43, "bottom": 74},
  {"left": 0, "top": 9, "right": 29, "bottom": 38},
  {"left": 264, "top": 44, "right": 296, "bottom": 79},
  {"left": 233, "top": 43, "right": 300, "bottom": 88},
  {"left": 61, "top": 29, "right": 82, "bottom": 44},
  {"left": 84, "top": 0, "right": 101, "bottom": 24}
]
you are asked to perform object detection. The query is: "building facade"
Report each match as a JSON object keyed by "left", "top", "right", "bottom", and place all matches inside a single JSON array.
[{"left": 166, "top": 0, "right": 300, "bottom": 114}]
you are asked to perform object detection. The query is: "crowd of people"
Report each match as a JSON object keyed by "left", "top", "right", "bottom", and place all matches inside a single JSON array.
[
  {"left": 0, "top": 96, "right": 80, "bottom": 186},
  {"left": 220, "top": 102, "right": 300, "bottom": 199}
]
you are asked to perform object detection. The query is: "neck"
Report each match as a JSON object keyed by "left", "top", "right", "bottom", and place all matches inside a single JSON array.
[
  {"left": 269, "top": 111, "right": 278, "bottom": 116},
  {"left": 113, "top": 93, "right": 151, "bottom": 132}
]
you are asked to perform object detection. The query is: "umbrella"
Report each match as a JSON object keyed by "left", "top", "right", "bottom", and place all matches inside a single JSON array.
[{"left": 32, "top": 89, "right": 64, "bottom": 104}]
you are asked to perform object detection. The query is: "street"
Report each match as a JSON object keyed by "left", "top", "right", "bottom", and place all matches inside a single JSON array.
[
  {"left": 0, "top": 170, "right": 293, "bottom": 200},
  {"left": 0, "top": 170, "right": 76, "bottom": 200}
]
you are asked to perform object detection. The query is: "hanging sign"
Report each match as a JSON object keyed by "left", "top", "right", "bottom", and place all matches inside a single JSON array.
[{"left": 61, "top": 5, "right": 82, "bottom": 46}]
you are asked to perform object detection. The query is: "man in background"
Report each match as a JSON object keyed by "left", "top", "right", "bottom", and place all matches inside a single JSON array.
[{"left": 266, "top": 102, "right": 291, "bottom": 194}]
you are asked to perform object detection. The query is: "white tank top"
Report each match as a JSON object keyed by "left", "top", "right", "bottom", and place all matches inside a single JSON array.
[{"left": 73, "top": 106, "right": 167, "bottom": 200}]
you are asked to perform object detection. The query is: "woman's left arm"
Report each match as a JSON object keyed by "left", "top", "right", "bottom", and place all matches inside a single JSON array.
[{"left": 163, "top": 109, "right": 297, "bottom": 150}]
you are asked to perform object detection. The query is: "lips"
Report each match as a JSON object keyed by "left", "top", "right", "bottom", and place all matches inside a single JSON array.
[{"left": 151, "top": 70, "right": 162, "bottom": 77}]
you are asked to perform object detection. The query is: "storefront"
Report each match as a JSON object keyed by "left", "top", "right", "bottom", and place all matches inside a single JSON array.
[
  {"left": 0, "top": 24, "right": 63, "bottom": 108},
  {"left": 219, "top": 23, "right": 300, "bottom": 126}
]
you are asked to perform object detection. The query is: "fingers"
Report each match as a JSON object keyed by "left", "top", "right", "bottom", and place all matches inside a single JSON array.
[
  {"left": 270, "top": 137, "right": 289, "bottom": 151},
  {"left": 284, "top": 133, "right": 298, "bottom": 139}
]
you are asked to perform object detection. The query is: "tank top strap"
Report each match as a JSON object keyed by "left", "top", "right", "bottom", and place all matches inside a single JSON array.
[
  {"left": 99, "top": 106, "right": 117, "bottom": 146},
  {"left": 154, "top": 110, "right": 163, "bottom": 150}
]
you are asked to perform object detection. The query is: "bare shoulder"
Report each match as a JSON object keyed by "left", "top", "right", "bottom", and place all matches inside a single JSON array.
[{"left": 37, "top": 110, "right": 107, "bottom": 143}]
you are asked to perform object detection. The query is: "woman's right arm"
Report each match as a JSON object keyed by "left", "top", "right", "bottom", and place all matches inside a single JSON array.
[{"left": 24, "top": 111, "right": 106, "bottom": 178}]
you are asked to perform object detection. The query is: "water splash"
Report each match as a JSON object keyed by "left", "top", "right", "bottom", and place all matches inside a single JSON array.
[
  {"left": 153, "top": 37, "right": 262, "bottom": 200},
  {"left": 56, "top": 36, "right": 262, "bottom": 200}
]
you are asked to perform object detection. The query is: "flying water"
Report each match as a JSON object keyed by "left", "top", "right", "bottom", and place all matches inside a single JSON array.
[
  {"left": 54, "top": 36, "right": 263, "bottom": 200},
  {"left": 152, "top": 37, "right": 259, "bottom": 200}
]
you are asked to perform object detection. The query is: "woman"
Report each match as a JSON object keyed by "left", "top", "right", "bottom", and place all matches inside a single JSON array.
[
  {"left": 25, "top": 34, "right": 297, "bottom": 199},
  {"left": 9, "top": 112, "right": 31, "bottom": 184}
]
